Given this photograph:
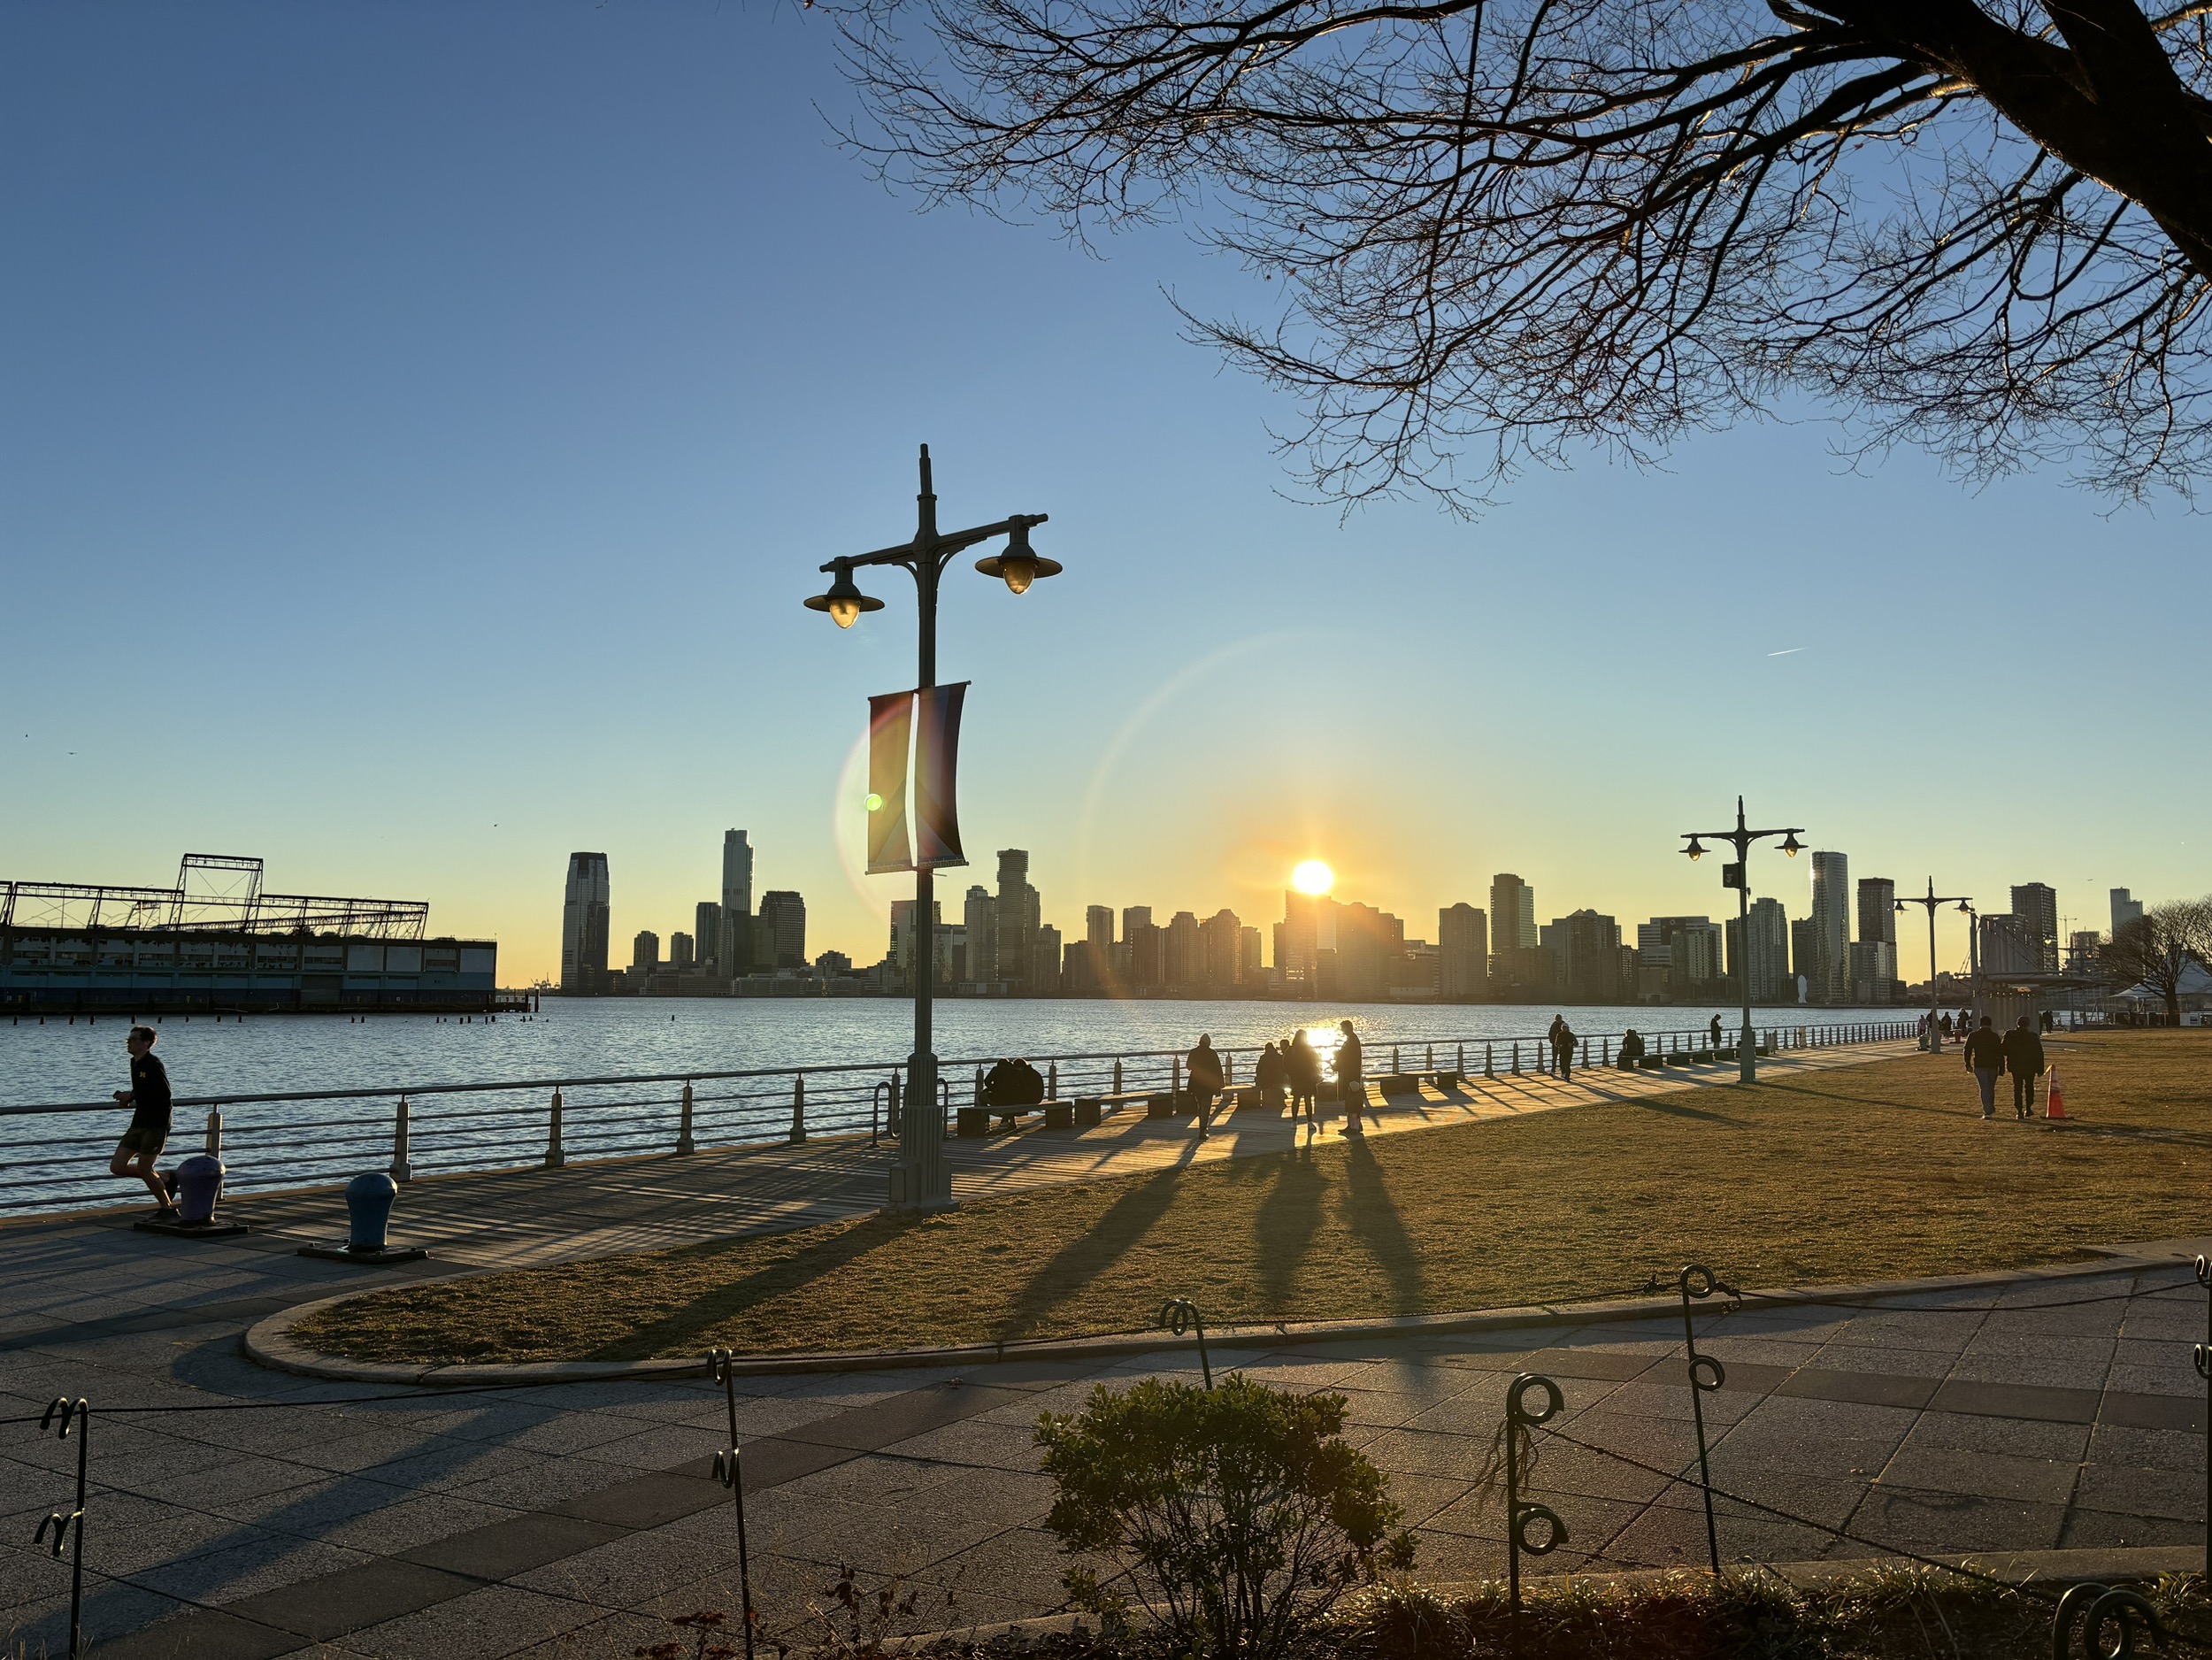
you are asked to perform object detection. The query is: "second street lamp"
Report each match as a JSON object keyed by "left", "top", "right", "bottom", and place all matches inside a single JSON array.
[
  {"left": 1896, "top": 880, "right": 1973, "bottom": 1055},
  {"left": 805, "top": 445, "right": 1053, "bottom": 1214},
  {"left": 1678, "top": 796, "right": 1804, "bottom": 1085}
]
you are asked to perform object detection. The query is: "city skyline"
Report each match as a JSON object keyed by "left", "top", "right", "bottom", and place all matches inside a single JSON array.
[{"left": 5, "top": 6, "right": 2204, "bottom": 988}]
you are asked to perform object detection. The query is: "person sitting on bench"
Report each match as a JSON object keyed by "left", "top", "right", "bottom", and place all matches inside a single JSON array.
[
  {"left": 1617, "top": 1029, "right": 1646, "bottom": 1071},
  {"left": 982, "top": 1057, "right": 1047, "bottom": 1110}
]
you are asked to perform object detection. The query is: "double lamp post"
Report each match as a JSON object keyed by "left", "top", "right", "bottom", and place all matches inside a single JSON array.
[
  {"left": 804, "top": 446, "right": 1056, "bottom": 1211},
  {"left": 1678, "top": 796, "right": 1803, "bottom": 1084}
]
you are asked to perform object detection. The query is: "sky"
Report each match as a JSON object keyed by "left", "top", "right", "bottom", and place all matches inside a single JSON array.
[{"left": 4, "top": 3, "right": 2206, "bottom": 986}]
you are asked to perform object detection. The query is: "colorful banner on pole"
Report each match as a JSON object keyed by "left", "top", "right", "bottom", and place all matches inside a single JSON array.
[{"left": 864, "top": 682, "right": 969, "bottom": 872}]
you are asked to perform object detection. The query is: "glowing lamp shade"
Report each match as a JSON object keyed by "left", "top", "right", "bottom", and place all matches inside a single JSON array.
[
  {"left": 1291, "top": 860, "right": 1334, "bottom": 896},
  {"left": 804, "top": 565, "right": 884, "bottom": 629},
  {"left": 976, "top": 521, "right": 1061, "bottom": 596},
  {"left": 1780, "top": 833, "right": 1803, "bottom": 857},
  {"left": 1685, "top": 837, "right": 1705, "bottom": 862}
]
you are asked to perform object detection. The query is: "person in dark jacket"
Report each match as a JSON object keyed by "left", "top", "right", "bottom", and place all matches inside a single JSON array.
[
  {"left": 1962, "top": 1017, "right": 2004, "bottom": 1118},
  {"left": 1287, "top": 1030, "right": 1324, "bottom": 1125},
  {"left": 1185, "top": 1034, "right": 1225, "bottom": 1119},
  {"left": 1334, "top": 1020, "right": 1365, "bottom": 1132},
  {"left": 1255, "top": 1041, "right": 1287, "bottom": 1112},
  {"left": 1549, "top": 1015, "right": 1577, "bottom": 1081},
  {"left": 2002, "top": 1018, "right": 2047, "bottom": 1119},
  {"left": 110, "top": 1026, "right": 178, "bottom": 1215},
  {"left": 1618, "top": 1029, "right": 1647, "bottom": 1071}
]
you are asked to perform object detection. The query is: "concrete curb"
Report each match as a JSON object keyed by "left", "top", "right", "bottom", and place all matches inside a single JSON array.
[
  {"left": 841, "top": 1547, "right": 2203, "bottom": 1655},
  {"left": 242, "top": 1250, "right": 2189, "bottom": 1387}
]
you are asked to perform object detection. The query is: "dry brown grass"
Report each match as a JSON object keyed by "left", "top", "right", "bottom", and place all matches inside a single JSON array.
[{"left": 292, "top": 1029, "right": 2212, "bottom": 1365}]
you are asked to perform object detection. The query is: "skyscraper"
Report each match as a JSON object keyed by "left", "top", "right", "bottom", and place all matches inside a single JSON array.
[
  {"left": 694, "top": 901, "right": 721, "bottom": 972},
  {"left": 1438, "top": 903, "right": 1487, "bottom": 1000},
  {"left": 2011, "top": 883, "right": 2059, "bottom": 972},
  {"left": 560, "top": 852, "right": 611, "bottom": 994},
  {"left": 2112, "top": 888, "right": 2145, "bottom": 935},
  {"left": 1725, "top": 896, "right": 1791, "bottom": 1003},
  {"left": 1856, "top": 879, "right": 1896, "bottom": 948},
  {"left": 721, "top": 831, "right": 755, "bottom": 983},
  {"left": 632, "top": 930, "right": 660, "bottom": 972},
  {"left": 757, "top": 891, "right": 806, "bottom": 970},
  {"left": 995, "top": 850, "right": 1040, "bottom": 994},
  {"left": 1165, "top": 911, "right": 1202, "bottom": 988},
  {"left": 1810, "top": 850, "right": 1851, "bottom": 1005},
  {"left": 1201, "top": 909, "right": 1244, "bottom": 989},
  {"left": 669, "top": 932, "right": 695, "bottom": 971},
  {"left": 889, "top": 898, "right": 942, "bottom": 988},
  {"left": 964, "top": 885, "right": 999, "bottom": 984},
  {"left": 1488, "top": 874, "right": 1536, "bottom": 983}
]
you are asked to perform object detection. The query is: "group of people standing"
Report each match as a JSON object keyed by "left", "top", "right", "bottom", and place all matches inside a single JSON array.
[{"left": 1198, "top": 1020, "right": 1371, "bottom": 1134}]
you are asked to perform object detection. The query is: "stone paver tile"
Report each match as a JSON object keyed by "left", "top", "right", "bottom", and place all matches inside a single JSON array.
[
  {"left": 512, "top": 1514, "right": 758, "bottom": 1610},
  {"left": 1655, "top": 1468, "right": 1865, "bottom": 1532},
  {"left": 907, "top": 1458, "right": 1055, "bottom": 1521},
  {"left": 499, "top": 1609, "right": 673, "bottom": 1660},
  {"left": 1847, "top": 1487, "right": 2066, "bottom": 1553},
  {"left": 2057, "top": 1506, "right": 2202, "bottom": 1551},
  {"left": 1900, "top": 1410, "right": 2088, "bottom": 1462},
  {"left": 1604, "top": 1502, "right": 1835, "bottom": 1569},
  {"left": 574, "top": 1424, "right": 728, "bottom": 1472},
  {"left": 2108, "top": 1363, "right": 2200, "bottom": 1398},
  {"left": 2075, "top": 1463, "right": 2202, "bottom": 1523},
  {"left": 1356, "top": 1426, "right": 1500, "bottom": 1483},
  {"left": 2088, "top": 1422, "right": 2204, "bottom": 1471},
  {"left": 334, "top": 1583, "right": 606, "bottom": 1660},
  {"left": 1803, "top": 1343, "right": 1957, "bottom": 1379},
  {"left": 442, "top": 1454, "right": 647, "bottom": 1511},
  {"left": 773, "top": 1452, "right": 934, "bottom": 1507},
  {"left": 1877, "top": 1444, "right": 2078, "bottom": 1507},
  {"left": 742, "top": 1493, "right": 1005, "bottom": 1572},
  {"left": 1945, "top": 1351, "right": 2112, "bottom": 1391},
  {"left": 1724, "top": 1394, "right": 1919, "bottom": 1443},
  {"left": 273, "top": 1485, "right": 524, "bottom": 1555},
  {"left": 1821, "top": 1315, "right": 1983, "bottom": 1355},
  {"left": 335, "top": 1441, "right": 543, "bottom": 1495},
  {"left": 12, "top": 1579, "right": 192, "bottom": 1656},
  {"left": 921, "top": 1524, "right": 1077, "bottom": 1611},
  {"left": 874, "top": 1419, "right": 1041, "bottom": 1474},
  {"left": 1405, "top": 1527, "right": 1514, "bottom": 1581},
  {"left": 1586, "top": 1378, "right": 1763, "bottom": 1427},
  {"left": 128, "top": 1530, "right": 375, "bottom": 1607}
]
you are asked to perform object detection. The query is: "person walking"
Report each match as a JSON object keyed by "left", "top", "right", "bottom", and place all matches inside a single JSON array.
[
  {"left": 1333, "top": 1019, "right": 1365, "bottom": 1133},
  {"left": 1550, "top": 1015, "right": 1578, "bottom": 1082},
  {"left": 1962, "top": 1016, "right": 2003, "bottom": 1118},
  {"left": 2002, "top": 1016, "right": 2047, "bottom": 1119},
  {"left": 1287, "top": 1029, "right": 1323, "bottom": 1128},
  {"left": 1255, "top": 1041, "right": 1287, "bottom": 1113},
  {"left": 1709, "top": 1013, "right": 1724, "bottom": 1049},
  {"left": 1185, "top": 1034, "right": 1225, "bottom": 1125},
  {"left": 111, "top": 1025, "right": 178, "bottom": 1216}
]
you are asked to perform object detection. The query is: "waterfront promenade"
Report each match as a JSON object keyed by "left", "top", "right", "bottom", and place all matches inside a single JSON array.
[{"left": 3, "top": 1039, "right": 2204, "bottom": 1657}]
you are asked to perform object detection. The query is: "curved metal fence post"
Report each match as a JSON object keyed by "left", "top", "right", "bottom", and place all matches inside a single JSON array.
[
  {"left": 1677, "top": 1263, "right": 1739, "bottom": 1575},
  {"left": 546, "top": 1088, "right": 565, "bottom": 1169},
  {"left": 1504, "top": 1373, "right": 1567, "bottom": 1656},
  {"left": 2196, "top": 1255, "right": 2211, "bottom": 1573},
  {"left": 677, "top": 1082, "right": 696, "bottom": 1156},
  {"left": 389, "top": 1095, "right": 414, "bottom": 1183},
  {"left": 889, "top": 1069, "right": 902, "bottom": 1142},
  {"left": 2052, "top": 1582, "right": 2162, "bottom": 1660},
  {"left": 789, "top": 1075, "right": 807, "bottom": 1146},
  {"left": 707, "top": 1351, "right": 757, "bottom": 1660},
  {"left": 1159, "top": 1297, "right": 1211, "bottom": 1388},
  {"left": 34, "top": 1395, "right": 88, "bottom": 1660}
]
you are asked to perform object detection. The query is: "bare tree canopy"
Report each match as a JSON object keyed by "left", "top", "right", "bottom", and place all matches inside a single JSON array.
[
  {"left": 837, "top": 0, "right": 2212, "bottom": 507},
  {"left": 2102, "top": 898, "right": 2212, "bottom": 1024}
]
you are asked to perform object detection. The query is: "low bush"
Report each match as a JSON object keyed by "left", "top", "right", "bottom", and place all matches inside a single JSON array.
[{"left": 1036, "top": 1375, "right": 1414, "bottom": 1660}]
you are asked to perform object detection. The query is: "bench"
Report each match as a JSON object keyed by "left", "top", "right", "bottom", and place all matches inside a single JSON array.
[
  {"left": 1074, "top": 1091, "right": 1149, "bottom": 1127},
  {"left": 1432, "top": 1070, "right": 1463, "bottom": 1089},
  {"left": 1377, "top": 1072, "right": 1425, "bottom": 1098},
  {"left": 956, "top": 1102, "right": 1052, "bottom": 1137}
]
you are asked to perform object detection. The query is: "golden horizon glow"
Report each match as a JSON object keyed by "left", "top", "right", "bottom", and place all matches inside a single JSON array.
[{"left": 1291, "top": 859, "right": 1334, "bottom": 896}]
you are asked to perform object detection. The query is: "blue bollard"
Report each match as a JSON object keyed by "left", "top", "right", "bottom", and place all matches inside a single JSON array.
[
  {"left": 346, "top": 1172, "right": 398, "bottom": 1253},
  {"left": 173, "top": 1155, "right": 223, "bottom": 1224}
]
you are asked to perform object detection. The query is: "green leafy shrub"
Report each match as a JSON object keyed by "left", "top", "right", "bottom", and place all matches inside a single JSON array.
[{"left": 1035, "top": 1374, "right": 1415, "bottom": 1660}]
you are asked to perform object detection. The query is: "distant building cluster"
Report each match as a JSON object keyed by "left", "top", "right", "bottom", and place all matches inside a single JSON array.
[{"left": 557, "top": 839, "right": 2104, "bottom": 1005}]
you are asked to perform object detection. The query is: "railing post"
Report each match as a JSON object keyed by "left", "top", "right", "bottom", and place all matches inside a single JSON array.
[
  {"left": 1511, "top": 1041, "right": 1520, "bottom": 1074},
  {"left": 389, "top": 1095, "right": 413, "bottom": 1182},
  {"left": 1426, "top": 1043, "right": 1435, "bottom": 1072},
  {"left": 1601, "top": 1037, "right": 1610, "bottom": 1067},
  {"left": 546, "top": 1088, "right": 565, "bottom": 1169},
  {"left": 789, "top": 1075, "right": 807, "bottom": 1145},
  {"left": 204, "top": 1105, "right": 222, "bottom": 1159},
  {"left": 1392, "top": 1044, "right": 1402, "bottom": 1073},
  {"left": 1485, "top": 1041, "right": 1494, "bottom": 1078},
  {"left": 1048, "top": 1061, "right": 1058, "bottom": 1099},
  {"left": 677, "top": 1081, "right": 695, "bottom": 1156}
]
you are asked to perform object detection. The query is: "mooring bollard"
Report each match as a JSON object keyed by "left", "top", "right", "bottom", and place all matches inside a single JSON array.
[
  {"left": 546, "top": 1087, "right": 565, "bottom": 1169},
  {"left": 1504, "top": 1373, "right": 1567, "bottom": 1648},
  {"left": 1159, "top": 1297, "right": 1212, "bottom": 1388},
  {"left": 35, "top": 1395, "right": 88, "bottom": 1660},
  {"left": 389, "top": 1095, "right": 413, "bottom": 1183},
  {"left": 707, "top": 1350, "right": 759, "bottom": 1660},
  {"left": 789, "top": 1075, "right": 807, "bottom": 1145},
  {"left": 677, "top": 1081, "right": 696, "bottom": 1156}
]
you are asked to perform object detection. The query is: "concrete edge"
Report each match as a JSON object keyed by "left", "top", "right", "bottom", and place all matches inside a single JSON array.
[
  {"left": 242, "top": 1250, "right": 2186, "bottom": 1388},
  {"left": 832, "top": 1547, "right": 2205, "bottom": 1654}
]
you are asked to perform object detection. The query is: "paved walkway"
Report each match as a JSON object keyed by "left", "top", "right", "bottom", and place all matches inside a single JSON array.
[{"left": 13, "top": 1035, "right": 2199, "bottom": 1660}]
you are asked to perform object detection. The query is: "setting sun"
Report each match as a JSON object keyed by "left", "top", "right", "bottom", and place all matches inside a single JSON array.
[{"left": 1291, "top": 859, "right": 1334, "bottom": 895}]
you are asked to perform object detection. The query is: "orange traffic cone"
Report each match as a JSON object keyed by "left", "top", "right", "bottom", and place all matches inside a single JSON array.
[{"left": 2046, "top": 1067, "right": 2068, "bottom": 1120}]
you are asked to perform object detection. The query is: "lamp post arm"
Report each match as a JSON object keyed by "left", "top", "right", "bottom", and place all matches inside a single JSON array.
[{"left": 822, "top": 513, "right": 1049, "bottom": 578}]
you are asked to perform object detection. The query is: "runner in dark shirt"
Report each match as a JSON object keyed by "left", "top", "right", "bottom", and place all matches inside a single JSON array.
[{"left": 110, "top": 1026, "right": 177, "bottom": 1214}]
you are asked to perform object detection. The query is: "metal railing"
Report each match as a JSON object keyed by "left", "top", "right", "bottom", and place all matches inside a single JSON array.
[{"left": 0, "top": 1019, "right": 1923, "bottom": 1217}]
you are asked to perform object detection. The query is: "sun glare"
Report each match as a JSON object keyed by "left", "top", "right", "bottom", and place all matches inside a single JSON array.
[{"left": 1291, "top": 859, "right": 1335, "bottom": 896}]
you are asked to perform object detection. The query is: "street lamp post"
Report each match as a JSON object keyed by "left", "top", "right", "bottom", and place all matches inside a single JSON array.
[
  {"left": 805, "top": 445, "right": 1055, "bottom": 1212},
  {"left": 1678, "top": 796, "right": 1804, "bottom": 1084},
  {"left": 1895, "top": 880, "right": 1973, "bottom": 1055}
]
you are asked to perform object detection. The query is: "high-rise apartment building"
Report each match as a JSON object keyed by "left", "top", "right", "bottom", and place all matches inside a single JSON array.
[
  {"left": 964, "top": 885, "right": 999, "bottom": 984},
  {"left": 1809, "top": 850, "right": 1851, "bottom": 1005},
  {"left": 1438, "top": 904, "right": 1487, "bottom": 1000},
  {"left": 1334, "top": 903, "right": 1404, "bottom": 999},
  {"left": 721, "top": 831, "right": 754, "bottom": 983},
  {"left": 669, "top": 931, "right": 695, "bottom": 971},
  {"left": 1555, "top": 910, "right": 1622, "bottom": 1001},
  {"left": 1724, "top": 896, "right": 1791, "bottom": 1003},
  {"left": 1856, "top": 879, "right": 1896, "bottom": 948},
  {"left": 1848, "top": 940, "right": 1896, "bottom": 1003},
  {"left": 1125, "top": 912, "right": 1164, "bottom": 990},
  {"left": 1030, "top": 924, "right": 1063, "bottom": 994},
  {"left": 1201, "top": 909, "right": 1244, "bottom": 990},
  {"left": 632, "top": 930, "right": 660, "bottom": 972},
  {"left": 1642, "top": 916, "right": 1724, "bottom": 998},
  {"left": 1487, "top": 874, "right": 1536, "bottom": 984},
  {"left": 1790, "top": 917, "right": 1816, "bottom": 999},
  {"left": 1240, "top": 926, "right": 1263, "bottom": 984},
  {"left": 2011, "top": 883, "right": 2059, "bottom": 972},
  {"left": 1165, "top": 911, "right": 1202, "bottom": 988},
  {"left": 694, "top": 901, "right": 721, "bottom": 972},
  {"left": 1086, "top": 906, "right": 1115, "bottom": 952},
  {"left": 889, "top": 898, "right": 942, "bottom": 988},
  {"left": 1278, "top": 890, "right": 1338, "bottom": 982},
  {"left": 561, "top": 852, "right": 611, "bottom": 994},
  {"left": 995, "top": 850, "right": 1041, "bottom": 994},
  {"left": 2112, "top": 888, "right": 2145, "bottom": 935},
  {"left": 757, "top": 891, "right": 806, "bottom": 970}
]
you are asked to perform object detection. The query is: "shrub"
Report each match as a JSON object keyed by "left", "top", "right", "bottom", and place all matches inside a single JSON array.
[{"left": 1035, "top": 1374, "right": 1415, "bottom": 1660}]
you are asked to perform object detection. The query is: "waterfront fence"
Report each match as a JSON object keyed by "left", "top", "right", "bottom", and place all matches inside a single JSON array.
[{"left": 0, "top": 1019, "right": 1922, "bottom": 1217}]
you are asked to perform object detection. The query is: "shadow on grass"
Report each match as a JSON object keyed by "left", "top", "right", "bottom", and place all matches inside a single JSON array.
[
  {"left": 1256, "top": 1149, "right": 1327, "bottom": 1315},
  {"left": 1341, "top": 1134, "right": 1426, "bottom": 1314},
  {"left": 988, "top": 1165, "right": 1184, "bottom": 1344},
  {"left": 1636, "top": 1098, "right": 1751, "bottom": 1126}
]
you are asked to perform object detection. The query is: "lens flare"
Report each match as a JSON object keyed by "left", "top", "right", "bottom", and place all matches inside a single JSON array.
[{"left": 1292, "top": 860, "right": 1334, "bottom": 895}]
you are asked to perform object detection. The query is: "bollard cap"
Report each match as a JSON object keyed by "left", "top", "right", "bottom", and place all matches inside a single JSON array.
[
  {"left": 347, "top": 1172, "right": 399, "bottom": 1200},
  {"left": 176, "top": 1154, "right": 225, "bottom": 1178}
]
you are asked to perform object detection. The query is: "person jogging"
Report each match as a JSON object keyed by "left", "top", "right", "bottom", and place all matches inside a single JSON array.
[
  {"left": 1962, "top": 1016, "right": 2004, "bottom": 1119},
  {"left": 111, "top": 1026, "right": 178, "bottom": 1216},
  {"left": 2002, "top": 1017, "right": 2047, "bottom": 1119}
]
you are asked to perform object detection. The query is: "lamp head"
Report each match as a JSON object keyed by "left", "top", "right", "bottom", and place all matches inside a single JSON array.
[
  {"left": 803, "top": 563, "right": 883, "bottom": 629},
  {"left": 1780, "top": 833, "right": 1802, "bottom": 857},
  {"left": 1956, "top": 901, "right": 1972, "bottom": 915},
  {"left": 1684, "top": 837, "right": 1705, "bottom": 862},
  {"left": 976, "top": 519, "right": 1061, "bottom": 596}
]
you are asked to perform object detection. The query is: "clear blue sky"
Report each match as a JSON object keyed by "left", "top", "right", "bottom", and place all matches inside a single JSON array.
[{"left": 4, "top": 2, "right": 2204, "bottom": 983}]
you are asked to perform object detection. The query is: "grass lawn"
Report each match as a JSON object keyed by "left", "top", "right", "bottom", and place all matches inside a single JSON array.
[{"left": 291, "top": 1029, "right": 2212, "bottom": 1365}]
